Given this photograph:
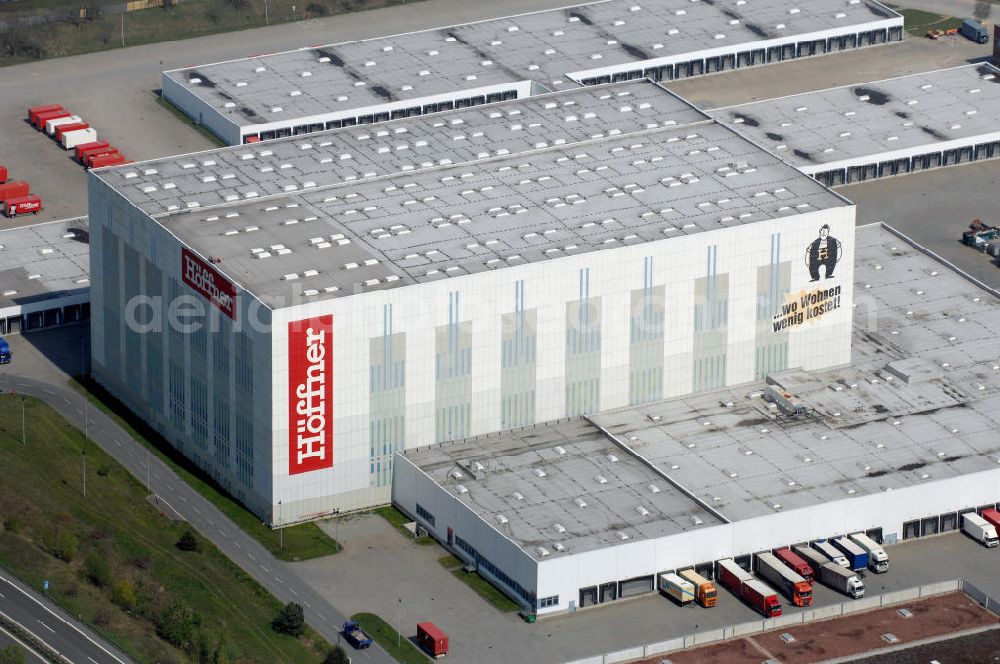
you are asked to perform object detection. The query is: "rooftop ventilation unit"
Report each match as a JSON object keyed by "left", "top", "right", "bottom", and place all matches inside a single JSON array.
[
  {"left": 554, "top": 523, "right": 566, "bottom": 533},
  {"left": 451, "top": 470, "right": 464, "bottom": 480},
  {"left": 648, "top": 484, "right": 660, "bottom": 493},
  {"left": 495, "top": 514, "right": 509, "bottom": 525},
  {"left": 636, "top": 506, "right": 649, "bottom": 516},
  {"left": 536, "top": 547, "right": 550, "bottom": 557},
  {"left": 455, "top": 485, "right": 468, "bottom": 494},
  {"left": 513, "top": 492, "right": 524, "bottom": 501},
  {"left": 554, "top": 446, "right": 566, "bottom": 455},
  {"left": 607, "top": 454, "right": 619, "bottom": 463},
  {"left": 553, "top": 543, "right": 566, "bottom": 552},
  {"left": 617, "top": 531, "right": 629, "bottom": 541},
  {"left": 574, "top": 498, "right": 587, "bottom": 508},
  {"left": 594, "top": 475, "right": 608, "bottom": 484},
  {"left": 533, "top": 468, "right": 547, "bottom": 478}
]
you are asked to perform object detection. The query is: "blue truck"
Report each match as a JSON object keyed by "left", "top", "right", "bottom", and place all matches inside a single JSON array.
[
  {"left": 0, "top": 336, "right": 10, "bottom": 364},
  {"left": 960, "top": 18, "right": 990, "bottom": 44},
  {"left": 343, "top": 620, "right": 373, "bottom": 649},
  {"left": 831, "top": 536, "right": 870, "bottom": 572}
]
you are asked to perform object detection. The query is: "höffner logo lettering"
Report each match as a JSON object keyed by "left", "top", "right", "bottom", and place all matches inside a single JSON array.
[
  {"left": 181, "top": 248, "right": 237, "bottom": 319},
  {"left": 288, "top": 315, "right": 334, "bottom": 475}
]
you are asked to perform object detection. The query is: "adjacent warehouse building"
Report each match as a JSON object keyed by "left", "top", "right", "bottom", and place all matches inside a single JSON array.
[
  {"left": 711, "top": 63, "right": 1000, "bottom": 186},
  {"left": 162, "top": 0, "right": 902, "bottom": 145},
  {"left": 89, "top": 80, "right": 855, "bottom": 523},
  {"left": 0, "top": 218, "right": 91, "bottom": 335},
  {"left": 393, "top": 223, "right": 1000, "bottom": 614}
]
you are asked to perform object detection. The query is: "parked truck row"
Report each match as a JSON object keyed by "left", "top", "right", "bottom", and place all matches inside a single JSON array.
[
  {"left": 27, "top": 104, "right": 128, "bottom": 169},
  {"left": 963, "top": 511, "right": 1000, "bottom": 547},
  {"left": 0, "top": 165, "right": 42, "bottom": 219}
]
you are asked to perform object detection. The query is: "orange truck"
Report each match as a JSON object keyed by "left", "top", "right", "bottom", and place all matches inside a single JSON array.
[
  {"left": 755, "top": 552, "right": 813, "bottom": 607},
  {"left": 678, "top": 568, "right": 717, "bottom": 607}
]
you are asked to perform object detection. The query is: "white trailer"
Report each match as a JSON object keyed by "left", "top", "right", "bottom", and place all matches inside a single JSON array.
[
  {"left": 45, "top": 115, "right": 82, "bottom": 136},
  {"left": 812, "top": 540, "right": 850, "bottom": 568},
  {"left": 62, "top": 127, "right": 98, "bottom": 150},
  {"left": 849, "top": 532, "right": 889, "bottom": 573},
  {"left": 962, "top": 512, "right": 999, "bottom": 548}
]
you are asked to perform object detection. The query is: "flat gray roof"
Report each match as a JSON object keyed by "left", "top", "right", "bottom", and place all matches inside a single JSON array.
[
  {"left": 0, "top": 218, "right": 90, "bottom": 312},
  {"left": 164, "top": 0, "right": 900, "bottom": 128},
  {"left": 710, "top": 63, "right": 1000, "bottom": 171},
  {"left": 404, "top": 224, "right": 1000, "bottom": 560},
  {"left": 95, "top": 81, "right": 847, "bottom": 309}
]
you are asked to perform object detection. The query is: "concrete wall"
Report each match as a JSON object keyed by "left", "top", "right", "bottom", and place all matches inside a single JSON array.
[{"left": 161, "top": 75, "right": 242, "bottom": 146}]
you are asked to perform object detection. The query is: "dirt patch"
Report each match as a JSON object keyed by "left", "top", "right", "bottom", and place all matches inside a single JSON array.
[
  {"left": 847, "top": 625, "right": 1000, "bottom": 663},
  {"left": 649, "top": 638, "right": 765, "bottom": 664},
  {"left": 638, "top": 593, "right": 998, "bottom": 664},
  {"left": 756, "top": 592, "right": 998, "bottom": 663}
]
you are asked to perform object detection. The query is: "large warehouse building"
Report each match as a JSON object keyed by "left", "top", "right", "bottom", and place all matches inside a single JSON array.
[
  {"left": 393, "top": 223, "right": 1000, "bottom": 614},
  {"left": 89, "top": 80, "right": 855, "bottom": 523},
  {"left": 162, "top": 0, "right": 902, "bottom": 145},
  {"left": 712, "top": 63, "right": 1000, "bottom": 186}
]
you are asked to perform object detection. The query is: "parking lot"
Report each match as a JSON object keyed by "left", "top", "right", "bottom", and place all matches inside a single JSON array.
[{"left": 293, "top": 515, "right": 1000, "bottom": 664}]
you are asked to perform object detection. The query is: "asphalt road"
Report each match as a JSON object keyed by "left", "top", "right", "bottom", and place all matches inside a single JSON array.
[
  {"left": 0, "top": 569, "right": 129, "bottom": 664},
  {"left": 0, "top": 336, "right": 395, "bottom": 664},
  {"left": 0, "top": 626, "right": 46, "bottom": 664}
]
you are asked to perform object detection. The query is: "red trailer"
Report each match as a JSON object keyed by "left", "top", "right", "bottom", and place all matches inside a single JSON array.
[
  {"left": 4, "top": 194, "right": 42, "bottom": 217},
  {"left": 715, "top": 558, "right": 751, "bottom": 595},
  {"left": 28, "top": 104, "right": 63, "bottom": 125},
  {"left": 33, "top": 109, "right": 70, "bottom": 131},
  {"left": 416, "top": 622, "right": 448, "bottom": 658},
  {"left": 0, "top": 181, "right": 30, "bottom": 202},
  {"left": 75, "top": 141, "right": 111, "bottom": 162},
  {"left": 773, "top": 547, "right": 815, "bottom": 585},
  {"left": 0, "top": 165, "right": 7, "bottom": 184},
  {"left": 87, "top": 152, "right": 127, "bottom": 169},
  {"left": 54, "top": 122, "right": 89, "bottom": 141},
  {"left": 981, "top": 508, "right": 1000, "bottom": 531},
  {"left": 741, "top": 579, "right": 782, "bottom": 618}
]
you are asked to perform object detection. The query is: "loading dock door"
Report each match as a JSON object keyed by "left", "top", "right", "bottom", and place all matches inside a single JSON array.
[
  {"left": 599, "top": 582, "right": 618, "bottom": 603},
  {"left": 579, "top": 586, "right": 597, "bottom": 608},
  {"left": 619, "top": 575, "right": 654, "bottom": 599}
]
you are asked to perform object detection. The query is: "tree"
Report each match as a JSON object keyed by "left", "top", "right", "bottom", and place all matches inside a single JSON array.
[
  {"left": 176, "top": 529, "right": 200, "bottom": 552},
  {"left": 271, "top": 602, "right": 304, "bottom": 637},
  {"left": 323, "top": 645, "right": 350, "bottom": 664}
]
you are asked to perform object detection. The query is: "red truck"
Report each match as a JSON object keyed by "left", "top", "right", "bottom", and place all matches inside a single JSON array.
[
  {"left": 28, "top": 104, "right": 63, "bottom": 126},
  {"left": 717, "top": 559, "right": 782, "bottom": 618},
  {"left": 87, "top": 152, "right": 127, "bottom": 169},
  {"left": 75, "top": 141, "right": 111, "bottom": 163},
  {"left": 53, "top": 122, "right": 89, "bottom": 142},
  {"left": 416, "top": 622, "right": 448, "bottom": 658},
  {"left": 773, "top": 547, "right": 815, "bottom": 585},
  {"left": 756, "top": 552, "right": 812, "bottom": 607},
  {"left": 4, "top": 194, "right": 42, "bottom": 217},
  {"left": 981, "top": 507, "right": 1000, "bottom": 531},
  {"left": 33, "top": 109, "right": 70, "bottom": 131},
  {"left": 0, "top": 181, "right": 30, "bottom": 203},
  {"left": 0, "top": 165, "right": 7, "bottom": 184}
]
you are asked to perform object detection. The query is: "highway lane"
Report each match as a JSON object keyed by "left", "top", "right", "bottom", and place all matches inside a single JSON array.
[
  {"left": 0, "top": 370, "right": 393, "bottom": 664},
  {"left": 0, "top": 570, "right": 130, "bottom": 664}
]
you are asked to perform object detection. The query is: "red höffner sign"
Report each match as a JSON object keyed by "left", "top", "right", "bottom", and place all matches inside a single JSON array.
[
  {"left": 181, "top": 248, "right": 237, "bottom": 319},
  {"left": 288, "top": 315, "right": 334, "bottom": 475}
]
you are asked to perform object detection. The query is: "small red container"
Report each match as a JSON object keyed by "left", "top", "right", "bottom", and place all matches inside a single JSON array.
[
  {"left": 28, "top": 104, "right": 63, "bottom": 125},
  {"left": 0, "top": 165, "right": 7, "bottom": 184},
  {"left": 76, "top": 141, "right": 112, "bottom": 162},
  {"left": 54, "top": 122, "right": 89, "bottom": 141},
  {"left": 88, "top": 152, "right": 127, "bottom": 169},
  {"left": 0, "top": 181, "right": 30, "bottom": 202},
  {"left": 33, "top": 109, "right": 70, "bottom": 131},
  {"left": 416, "top": 622, "right": 448, "bottom": 658},
  {"left": 4, "top": 194, "right": 42, "bottom": 217}
]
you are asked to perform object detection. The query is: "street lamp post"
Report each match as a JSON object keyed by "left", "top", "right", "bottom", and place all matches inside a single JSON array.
[
  {"left": 397, "top": 597, "right": 402, "bottom": 647},
  {"left": 21, "top": 397, "right": 25, "bottom": 446},
  {"left": 264, "top": 0, "right": 269, "bottom": 25},
  {"left": 279, "top": 500, "right": 283, "bottom": 549}
]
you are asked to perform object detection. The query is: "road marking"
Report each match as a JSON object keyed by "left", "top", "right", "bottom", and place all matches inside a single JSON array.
[
  {"left": 318, "top": 613, "right": 327, "bottom": 621},
  {"left": 248, "top": 554, "right": 256, "bottom": 561},
  {"left": 90, "top": 658, "right": 100, "bottom": 664},
  {"left": 289, "top": 588, "right": 298, "bottom": 596},
  {"left": 178, "top": 495, "right": 187, "bottom": 502},
  {"left": 234, "top": 541, "right": 242, "bottom": 549},
  {"left": 304, "top": 602, "right": 312, "bottom": 609},
  {"left": 193, "top": 507, "right": 201, "bottom": 515},
  {"left": 37, "top": 620, "right": 55, "bottom": 634},
  {"left": 260, "top": 565, "right": 269, "bottom": 573}
]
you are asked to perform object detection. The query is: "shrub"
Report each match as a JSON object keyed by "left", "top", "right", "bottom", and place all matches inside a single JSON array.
[
  {"left": 85, "top": 552, "right": 112, "bottom": 588},
  {"left": 323, "top": 645, "right": 350, "bottom": 664},
  {"left": 0, "top": 643, "right": 25, "bottom": 664},
  {"left": 306, "top": 2, "right": 329, "bottom": 16},
  {"left": 3, "top": 516, "right": 21, "bottom": 534},
  {"left": 52, "top": 531, "right": 79, "bottom": 562},
  {"left": 176, "top": 530, "right": 200, "bottom": 552},
  {"left": 156, "top": 601, "right": 201, "bottom": 648},
  {"left": 112, "top": 579, "right": 137, "bottom": 612},
  {"left": 271, "top": 602, "right": 304, "bottom": 637}
]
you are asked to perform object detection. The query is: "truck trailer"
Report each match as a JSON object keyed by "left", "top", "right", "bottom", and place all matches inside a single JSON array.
[
  {"left": 28, "top": 104, "right": 63, "bottom": 126},
  {"left": 416, "top": 622, "right": 449, "bottom": 658},
  {"left": 980, "top": 508, "right": 1000, "bottom": 532},
  {"left": 62, "top": 128, "right": 98, "bottom": 150},
  {"left": 54, "top": 123, "right": 90, "bottom": 142},
  {"left": 4, "top": 195, "right": 42, "bottom": 217},
  {"left": 658, "top": 572, "right": 695, "bottom": 605},
  {"left": 45, "top": 115, "right": 82, "bottom": 136},
  {"left": 831, "top": 537, "right": 869, "bottom": 572},
  {"left": 848, "top": 533, "right": 889, "bottom": 573},
  {"left": 812, "top": 540, "right": 850, "bottom": 568},
  {"left": 756, "top": 552, "right": 812, "bottom": 607},
  {"left": 773, "top": 547, "right": 815, "bottom": 584},
  {"left": 0, "top": 181, "right": 30, "bottom": 204},
  {"left": 818, "top": 561, "right": 865, "bottom": 598},
  {"left": 87, "top": 152, "right": 127, "bottom": 169},
  {"left": 678, "top": 568, "right": 717, "bottom": 608},
  {"left": 33, "top": 109, "right": 70, "bottom": 131},
  {"left": 75, "top": 141, "right": 111, "bottom": 163},
  {"left": 0, "top": 336, "right": 10, "bottom": 364},
  {"left": 963, "top": 512, "right": 999, "bottom": 547},
  {"left": 0, "top": 165, "right": 7, "bottom": 184},
  {"left": 717, "top": 559, "right": 781, "bottom": 618}
]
